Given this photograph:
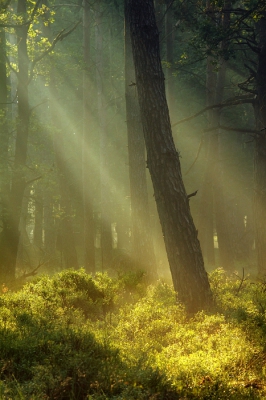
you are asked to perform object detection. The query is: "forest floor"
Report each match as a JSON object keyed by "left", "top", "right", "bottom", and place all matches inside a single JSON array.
[{"left": 0, "top": 267, "right": 266, "bottom": 399}]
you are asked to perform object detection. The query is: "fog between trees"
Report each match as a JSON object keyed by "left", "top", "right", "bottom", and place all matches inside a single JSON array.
[{"left": 0, "top": 0, "right": 265, "bottom": 312}]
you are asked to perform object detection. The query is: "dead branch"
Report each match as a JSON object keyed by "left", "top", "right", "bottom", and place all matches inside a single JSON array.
[
  {"left": 172, "top": 97, "right": 255, "bottom": 127},
  {"left": 187, "top": 190, "right": 198, "bottom": 200}
]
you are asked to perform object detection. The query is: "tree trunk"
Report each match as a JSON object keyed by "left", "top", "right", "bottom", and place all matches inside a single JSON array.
[
  {"left": 0, "top": 29, "right": 10, "bottom": 277},
  {"left": 254, "top": 13, "right": 266, "bottom": 275},
  {"left": 83, "top": 0, "right": 95, "bottom": 273},
  {"left": 126, "top": 0, "right": 213, "bottom": 313},
  {"left": 125, "top": 8, "right": 157, "bottom": 279},
  {"left": 95, "top": 2, "right": 113, "bottom": 269},
  {"left": 34, "top": 183, "right": 43, "bottom": 249},
  {"left": 0, "top": 0, "right": 30, "bottom": 282},
  {"left": 197, "top": 54, "right": 216, "bottom": 267},
  {"left": 165, "top": 0, "right": 175, "bottom": 117},
  {"left": 44, "top": 5, "right": 79, "bottom": 270}
]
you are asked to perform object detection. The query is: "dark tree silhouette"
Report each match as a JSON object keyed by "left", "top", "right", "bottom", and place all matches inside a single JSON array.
[{"left": 125, "top": 0, "right": 213, "bottom": 313}]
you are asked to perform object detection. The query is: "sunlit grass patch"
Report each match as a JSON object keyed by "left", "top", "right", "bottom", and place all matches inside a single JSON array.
[{"left": 0, "top": 268, "right": 266, "bottom": 398}]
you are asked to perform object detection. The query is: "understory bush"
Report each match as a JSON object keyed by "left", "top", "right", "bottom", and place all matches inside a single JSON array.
[{"left": 0, "top": 268, "right": 266, "bottom": 399}]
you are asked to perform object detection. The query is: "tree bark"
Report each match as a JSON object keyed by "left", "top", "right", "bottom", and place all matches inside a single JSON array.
[
  {"left": 126, "top": 0, "right": 213, "bottom": 313},
  {"left": 125, "top": 8, "right": 157, "bottom": 279},
  {"left": 165, "top": 0, "right": 175, "bottom": 117}
]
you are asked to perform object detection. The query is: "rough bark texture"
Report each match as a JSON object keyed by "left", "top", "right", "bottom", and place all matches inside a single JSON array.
[
  {"left": 83, "top": 0, "right": 95, "bottom": 273},
  {"left": 165, "top": 0, "right": 175, "bottom": 117},
  {"left": 254, "top": 13, "right": 266, "bottom": 275},
  {"left": 125, "top": 10, "right": 157, "bottom": 279},
  {"left": 126, "top": 0, "right": 213, "bottom": 313}
]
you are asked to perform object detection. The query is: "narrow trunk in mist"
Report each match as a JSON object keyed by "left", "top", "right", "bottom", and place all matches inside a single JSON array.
[
  {"left": 212, "top": 64, "right": 235, "bottom": 270},
  {"left": 0, "top": 0, "right": 30, "bottom": 282},
  {"left": 34, "top": 184, "right": 43, "bottom": 249},
  {"left": 126, "top": 0, "right": 213, "bottom": 313},
  {"left": 198, "top": 0, "right": 234, "bottom": 270},
  {"left": 44, "top": 5, "right": 78, "bottom": 270},
  {"left": 43, "top": 193, "right": 56, "bottom": 262},
  {"left": 50, "top": 85, "right": 79, "bottom": 270},
  {"left": 95, "top": 3, "right": 113, "bottom": 269},
  {"left": 83, "top": 0, "right": 95, "bottom": 273},
  {"left": 0, "top": 29, "right": 10, "bottom": 276},
  {"left": 197, "top": 54, "right": 216, "bottom": 267},
  {"left": 254, "top": 13, "right": 266, "bottom": 275},
  {"left": 125, "top": 10, "right": 157, "bottom": 278}
]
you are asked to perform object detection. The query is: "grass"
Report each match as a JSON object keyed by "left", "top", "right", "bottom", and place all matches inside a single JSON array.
[{"left": 0, "top": 267, "right": 266, "bottom": 399}]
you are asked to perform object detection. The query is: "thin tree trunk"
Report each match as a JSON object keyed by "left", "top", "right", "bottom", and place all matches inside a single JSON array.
[
  {"left": 83, "top": 0, "right": 95, "bottom": 273},
  {"left": 125, "top": 8, "right": 157, "bottom": 279},
  {"left": 44, "top": 3, "right": 79, "bottom": 270},
  {"left": 197, "top": 55, "right": 216, "bottom": 267},
  {"left": 254, "top": 13, "right": 266, "bottom": 274},
  {"left": 34, "top": 183, "right": 43, "bottom": 249},
  {"left": 0, "top": 0, "right": 30, "bottom": 282},
  {"left": 0, "top": 29, "right": 10, "bottom": 278},
  {"left": 95, "top": 3, "right": 113, "bottom": 269},
  {"left": 126, "top": 0, "right": 213, "bottom": 313}
]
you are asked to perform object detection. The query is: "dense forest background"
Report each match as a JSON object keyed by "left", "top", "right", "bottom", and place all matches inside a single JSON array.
[
  {"left": 2, "top": 1, "right": 266, "bottom": 398},
  {"left": 0, "top": 0, "right": 265, "bottom": 288}
]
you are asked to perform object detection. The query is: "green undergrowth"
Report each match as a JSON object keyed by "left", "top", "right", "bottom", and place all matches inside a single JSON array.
[{"left": 0, "top": 268, "right": 266, "bottom": 399}]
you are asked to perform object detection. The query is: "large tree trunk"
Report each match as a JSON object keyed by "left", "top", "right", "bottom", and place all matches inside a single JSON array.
[
  {"left": 165, "top": 0, "right": 175, "bottom": 117},
  {"left": 82, "top": 0, "right": 95, "bottom": 273},
  {"left": 125, "top": 9, "right": 157, "bottom": 279},
  {"left": 254, "top": 13, "right": 266, "bottom": 275},
  {"left": 126, "top": 0, "right": 213, "bottom": 313}
]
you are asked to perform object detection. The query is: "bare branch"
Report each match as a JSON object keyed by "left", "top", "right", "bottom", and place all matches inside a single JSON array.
[
  {"left": 25, "top": 175, "right": 42, "bottom": 186},
  {"left": 172, "top": 97, "right": 255, "bottom": 127},
  {"left": 187, "top": 190, "right": 198, "bottom": 200},
  {"left": 28, "top": 19, "right": 81, "bottom": 83}
]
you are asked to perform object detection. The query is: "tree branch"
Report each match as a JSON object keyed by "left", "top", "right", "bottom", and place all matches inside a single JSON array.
[
  {"left": 172, "top": 97, "right": 255, "bottom": 127},
  {"left": 28, "top": 19, "right": 81, "bottom": 83}
]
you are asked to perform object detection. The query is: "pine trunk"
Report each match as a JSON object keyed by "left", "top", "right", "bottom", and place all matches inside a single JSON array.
[
  {"left": 125, "top": 10, "right": 157, "bottom": 278},
  {"left": 126, "top": 0, "right": 213, "bottom": 313}
]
